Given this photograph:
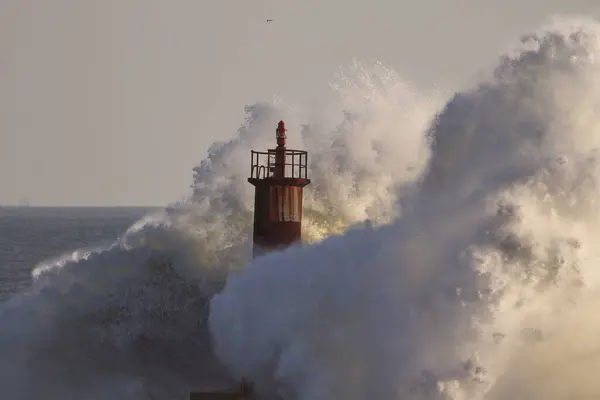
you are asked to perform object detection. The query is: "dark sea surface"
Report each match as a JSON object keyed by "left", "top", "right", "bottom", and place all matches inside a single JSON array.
[{"left": 0, "top": 207, "right": 158, "bottom": 303}]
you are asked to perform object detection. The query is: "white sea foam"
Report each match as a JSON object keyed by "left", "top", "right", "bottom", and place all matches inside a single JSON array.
[{"left": 2, "top": 15, "right": 600, "bottom": 400}]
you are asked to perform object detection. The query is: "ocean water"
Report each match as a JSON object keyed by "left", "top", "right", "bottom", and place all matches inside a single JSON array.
[
  {"left": 0, "top": 207, "right": 154, "bottom": 303},
  {"left": 4, "top": 14, "right": 600, "bottom": 400}
]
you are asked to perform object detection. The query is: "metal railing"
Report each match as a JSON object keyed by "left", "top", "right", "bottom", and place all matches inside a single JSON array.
[{"left": 250, "top": 149, "right": 308, "bottom": 180}]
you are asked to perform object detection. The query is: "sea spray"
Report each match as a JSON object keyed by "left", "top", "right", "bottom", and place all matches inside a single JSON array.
[
  {"left": 209, "top": 16, "right": 600, "bottom": 400},
  {"left": 0, "top": 60, "right": 434, "bottom": 399},
  {"left": 1, "top": 14, "right": 600, "bottom": 400}
]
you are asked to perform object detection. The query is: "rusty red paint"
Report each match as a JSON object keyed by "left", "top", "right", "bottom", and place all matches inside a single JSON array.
[
  {"left": 269, "top": 186, "right": 302, "bottom": 222},
  {"left": 247, "top": 121, "right": 310, "bottom": 258}
]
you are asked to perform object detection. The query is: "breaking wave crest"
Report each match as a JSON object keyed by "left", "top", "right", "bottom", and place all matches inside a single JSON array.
[
  {"left": 211, "top": 17, "right": 600, "bottom": 400},
  {"left": 2, "top": 15, "right": 600, "bottom": 400}
]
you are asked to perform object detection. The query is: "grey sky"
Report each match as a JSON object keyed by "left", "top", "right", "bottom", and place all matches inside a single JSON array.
[{"left": 1, "top": 0, "right": 598, "bottom": 206}]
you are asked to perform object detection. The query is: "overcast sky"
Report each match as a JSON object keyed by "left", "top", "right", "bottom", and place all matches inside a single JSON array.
[{"left": 1, "top": 0, "right": 598, "bottom": 206}]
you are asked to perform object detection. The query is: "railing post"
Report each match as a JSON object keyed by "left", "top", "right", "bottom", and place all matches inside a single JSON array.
[{"left": 304, "top": 152, "right": 307, "bottom": 179}]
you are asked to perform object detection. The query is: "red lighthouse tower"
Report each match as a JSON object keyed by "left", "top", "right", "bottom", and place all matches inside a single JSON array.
[
  {"left": 189, "top": 121, "right": 308, "bottom": 399},
  {"left": 247, "top": 120, "right": 310, "bottom": 258}
]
